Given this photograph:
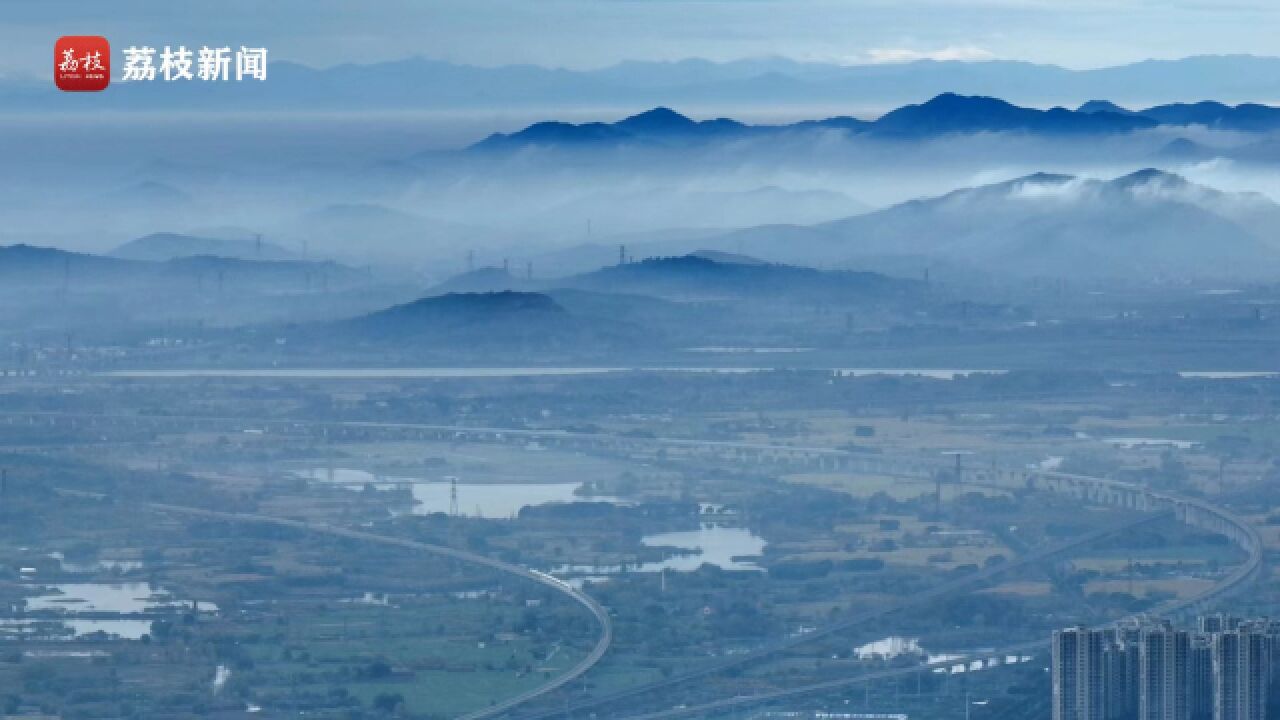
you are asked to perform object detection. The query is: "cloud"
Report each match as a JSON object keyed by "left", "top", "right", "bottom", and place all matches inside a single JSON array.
[
  {"left": 1007, "top": 175, "right": 1090, "bottom": 200},
  {"left": 865, "top": 45, "right": 997, "bottom": 64}
]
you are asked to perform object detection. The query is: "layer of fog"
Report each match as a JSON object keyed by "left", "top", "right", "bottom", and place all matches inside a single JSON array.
[{"left": 4, "top": 113, "right": 1280, "bottom": 282}]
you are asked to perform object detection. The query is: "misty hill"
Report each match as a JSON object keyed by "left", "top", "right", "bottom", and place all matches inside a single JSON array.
[
  {"left": 163, "top": 255, "right": 367, "bottom": 292},
  {"left": 0, "top": 244, "right": 367, "bottom": 293},
  {"left": 1077, "top": 100, "right": 1136, "bottom": 116},
  {"left": 688, "top": 250, "right": 768, "bottom": 265},
  {"left": 1155, "top": 138, "right": 1214, "bottom": 161},
  {"left": 1139, "top": 102, "right": 1280, "bottom": 133},
  {"left": 0, "top": 244, "right": 142, "bottom": 285},
  {"left": 427, "top": 254, "right": 920, "bottom": 305},
  {"left": 473, "top": 95, "right": 1156, "bottom": 150},
  {"left": 112, "top": 232, "right": 297, "bottom": 262},
  {"left": 16, "top": 54, "right": 1280, "bottom": 111},
  {"left": 695, "top": 170, "right": 1280, "bottom": 281},
  {"left": 1076, "top": 100, "right": 1280, "bottom": 133},
  {"left": 428, "top": 267, "right": 534, "bottom": 294},
  {"left": 562, "top": 255, "right": 917, "bottom": 302},
  {"left": 473, "top": 107, "right": 753, "bottom": 150},
  {"left": 869, "top": 93, "right": 1155, "bottom": 137},
  {"left": 330, "top": 291, "right": 616, "bottom": 349}
]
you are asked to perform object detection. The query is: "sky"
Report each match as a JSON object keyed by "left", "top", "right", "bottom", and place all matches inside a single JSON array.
[{"left": 5, "top": 0, "right": 1280, "bottom": 78}]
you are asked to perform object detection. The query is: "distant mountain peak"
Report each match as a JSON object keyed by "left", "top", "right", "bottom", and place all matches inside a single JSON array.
[
  {"left": 111, "top": 231, "right": 296, "bottom": 263},
  {"left": 358, "top": 290, "right": 566, "bottom": 326},
  {"left": 689, "top": 249, "right": 768, "bottom": 266},
  {"left": 1111, "top": 167, "right": 1189, "bottom": 189},
  {"left": 1013, "top": 171, "right": 1076, "bottom": 185},
  {"left": 469, "top": 91, "right": 1280, "bottom": 153},
  {"left": 871, "top": 92, "right": 1156, "bottom": 137},
  {"left": 925, "top": 92, "right": 1011, "bottom": 108},
  {"left": 427, "top": 266, "right": 526, "bottom": 295},
  {"left": 1156, "top": 137, "right": 1212, "bottom": 160},
  {"left": 616, "top": 106, "right": 697, "bottom": 131},
  {"left": 337, "top": 291, "right": 580, "bottom": 346},
  {"left": 1077, "top": 100, "right": 1134, "bottom": 115}
]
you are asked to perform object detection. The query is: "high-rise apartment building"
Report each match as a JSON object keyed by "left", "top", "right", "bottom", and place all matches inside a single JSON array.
[
  {"left": 1054, "top": 627, "right": 1107, "bottom": 720},
  {"left": 1051, "top": 618, "right": 1274, "bottom": 720}
]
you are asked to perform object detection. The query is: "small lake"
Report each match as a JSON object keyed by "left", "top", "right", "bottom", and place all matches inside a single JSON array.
[
  {"left": 1, "top": 582, "right": 216, "bottom": 640},
  {"left": 304, "top": 467, "right": 615, "bottom": 518},
  {"left": 24, "top": 582, "right": 173, "bottom": 614},
  {"left": 639, "top": 525, "right": 766, "bottom": 572},
  {"left": 0, "top": 618, "right": 156, "bottom": 640},
  {"left": 553, "top": 524, "right": 767, "bottom": 576}
]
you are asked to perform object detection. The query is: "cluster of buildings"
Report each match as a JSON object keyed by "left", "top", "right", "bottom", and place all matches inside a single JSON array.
[{"left": 1052, "top": 616, "right": 1276, "bottom": 720}]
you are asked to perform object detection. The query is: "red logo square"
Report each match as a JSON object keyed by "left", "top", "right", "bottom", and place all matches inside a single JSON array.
[{"left": 55, "top": 36, "right": 111, "bottom": 92}]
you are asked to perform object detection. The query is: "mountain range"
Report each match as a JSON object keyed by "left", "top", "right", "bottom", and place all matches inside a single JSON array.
[
  {"left": 111, "top": 232, "right": 298, "bottom": 263},
  {"left": 473, "top": 95, "right": 1280, "bottom": 150},
  {"left": 324, "top": 290, "right": 654, "bottom": 352},
  {"left": 0, "top": 243, "right": 365, "bottom": 292},
  {"left": 427, "top": 254, "right": 921, "bottom": 305},
  {"left": 682, "top": 169, "right": 1280, "bottom": 281},
  {"left": 15, "top": 54, "right": 1280, "bottom": 111}
]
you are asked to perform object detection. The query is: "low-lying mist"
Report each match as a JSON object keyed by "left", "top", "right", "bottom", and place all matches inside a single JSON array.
[{"left": 4, "top": 111, "right": 1280, "bottom": 283}]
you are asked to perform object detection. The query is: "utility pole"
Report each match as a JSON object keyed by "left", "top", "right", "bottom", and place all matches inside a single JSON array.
[
  {"left": 935, "top": 470, "right": 944, "bottom": 518},
  {"left": 448, "top": 476, "right": 459, "bottom": 517}
]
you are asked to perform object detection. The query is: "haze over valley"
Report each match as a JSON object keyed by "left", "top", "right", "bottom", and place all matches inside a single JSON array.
[{"left": 7, "top": 9, "right": 1280, "bottom": 717}]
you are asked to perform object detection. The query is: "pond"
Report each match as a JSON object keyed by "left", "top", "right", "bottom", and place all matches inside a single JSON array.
[
  {"left": 1, "top": 582, "right": 217, "bottom": 640},
  {"left": 638, "top": 524, "right": 766, "bottom": 572},
  {"left": 552, "top": 524, "right": 767, "bottom": 576},
  {"left": 304, "top": 467, "right": 618, "bottom": 518}
]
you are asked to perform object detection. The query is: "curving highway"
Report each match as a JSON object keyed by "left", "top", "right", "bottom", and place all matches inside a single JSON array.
[
  {"left": 510, "top": 510, "right": 1172, "bottom": 720},
  {"left": 523, "top": 467, "right": 1263, "bottom": 720},
  {"left": 26, "top": 412, "right": 1263, "bottom": 720},
  {"left": 54, "top": 489, "right": 612, "bottom": 720}
]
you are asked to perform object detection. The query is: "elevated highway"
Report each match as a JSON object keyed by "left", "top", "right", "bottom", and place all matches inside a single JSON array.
[
  {"left": 514, "top": 467, "right": 1262, "bottom": 720},
  {"left": 15, "top": 412, "right": 1262, "bottom": 719},
  {"left": 53, "top": 489, "right": 611, "bottom": 720}
]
